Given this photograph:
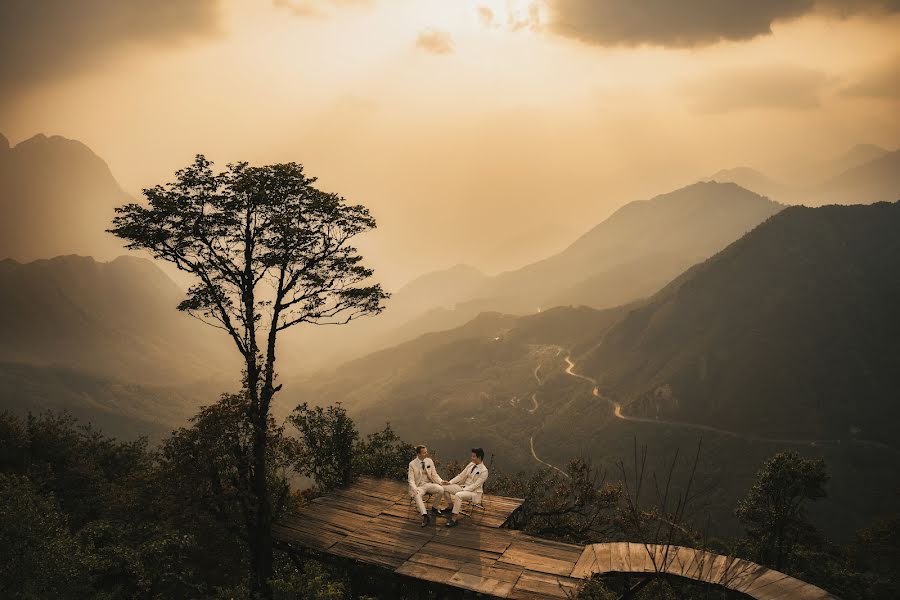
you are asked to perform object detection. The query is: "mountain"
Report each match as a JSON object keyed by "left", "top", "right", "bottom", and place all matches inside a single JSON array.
[
  {"left": 0, "top": 254, "right": 241, "bottom": 386},
  {"left": 280, "top": 182, "right": 784, "bottom": 372},
  {"left": 583, "top": 201, "right": 900, "bottom": 445},
  {"left": 484, "top": 181, "right": 784, "bottom": 312},
  {"left": 807, "top": 149, "right": 900, "bottom": 206},
  {"left": 822, "top": 143, "right": 890, "bottom": 176},
  {"left": 708, "top": 145, "right": 897, "bottom": 206},
  {"left": 292, "top": 202, "right": 900, "bottom": 539},
  {"left": 276, "top": 303, "right": 630, "bottom": 457},
  {"left": 0, "top": 361, "right": 204, "bottom": 441},
  {"left": 706, "top": 166, "right": 789, "bottom": 200},
  {"left": 0, "top": 133, "right": 130, "bottom": 262}
]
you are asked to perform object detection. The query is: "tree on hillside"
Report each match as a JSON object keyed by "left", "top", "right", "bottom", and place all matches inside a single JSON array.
[
  {"left": 735, "top": 451, "right": 828, "bottom": 570},
  {"left": 108, "top": 156, "right": 387, "bottom": 598},
  {"left": 289, "top": 403, "right": 416, "bottom": 491}
]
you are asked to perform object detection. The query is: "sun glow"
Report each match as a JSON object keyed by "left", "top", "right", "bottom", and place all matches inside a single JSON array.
[{"left": 411, "top": 0, "right": 545, "bottom": 35}]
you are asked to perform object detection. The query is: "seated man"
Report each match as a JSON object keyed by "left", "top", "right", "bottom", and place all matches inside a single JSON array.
[
  {"left": 407, "top": 444, "right": 445, "bottom": 527},
  {"left": 440, "top": 447, "right": 489, "bottom": 528}
]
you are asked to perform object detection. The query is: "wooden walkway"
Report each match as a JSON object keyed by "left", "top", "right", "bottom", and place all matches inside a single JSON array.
[{"left": 273, "top": 477, "right": 839, "bottom": 600}]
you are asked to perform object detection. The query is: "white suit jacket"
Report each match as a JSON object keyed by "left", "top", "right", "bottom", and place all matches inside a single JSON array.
[
  {"left": 408, "top": 457, "right": 442, "bottom": 495},
  {"left": 449, "top": 462, "right": 489, "bottom": 504}
]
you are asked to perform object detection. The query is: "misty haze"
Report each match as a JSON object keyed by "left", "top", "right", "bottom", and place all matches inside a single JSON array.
[{"left": 1, "top": 1, "right": 899, "bottom": 599}]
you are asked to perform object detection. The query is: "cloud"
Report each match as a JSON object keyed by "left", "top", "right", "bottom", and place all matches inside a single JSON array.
[
  {"left": 274, "top": 0, "right": 375, "bottom": 17},
  {"left": 0, "top": 0, "right": 220, "bottom": 104},
  {"left": 415, "top": 29, "right": 455, "bottom": 55},
  {"left": 545, "top": 0, "right": 900, "bottom": 47},
  {"left": 841, "top": 54, "right": 900, "bottom": 100},
  {"left": 682, "top": 65, "right": 830, "bottom": 114},
  {"left": 477, "top": 5, "right": 495, "bottom": 27}
]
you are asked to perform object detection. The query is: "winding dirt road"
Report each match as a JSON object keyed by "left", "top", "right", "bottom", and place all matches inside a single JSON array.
[
  {"left": 529, "top": 434, "right": 569, "bottom": 478},
  {"left": 566, "top": 356, "right": 898, "bottom": 452}
]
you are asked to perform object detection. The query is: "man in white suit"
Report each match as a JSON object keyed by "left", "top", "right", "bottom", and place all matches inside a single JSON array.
[
  {"left": 440, "top": 447, "right": 489, "bottom": 528},
  {"left": 408, "top": 444, "right": 445, "bottom": 527}
]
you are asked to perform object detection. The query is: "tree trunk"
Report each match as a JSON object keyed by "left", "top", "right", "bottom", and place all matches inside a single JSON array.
[
  {"left": 245, "top": 356, "right": 274, "bottom": 600},
  {"left": 249, "top": 405, "right": 273, "bottom": 599}
]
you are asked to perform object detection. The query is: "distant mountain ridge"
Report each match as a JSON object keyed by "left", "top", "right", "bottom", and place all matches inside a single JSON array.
[
  {"left": 0, "top": 132, "right": 131, "bottom": 262},
  {"left": 280, "top": 181, "right": 784, "bottom": 372},
  {"left": 584, "top": 201, "right": 900, "bottom": 445},
  {"left": 298, "top": 201, "right": 900, "bottom": 450},
  {"left": 0, "top": 254, "right": 240, "bottom": 386},
  {"left": 708, "top": 144, "right": 898, "bottom": 206}
]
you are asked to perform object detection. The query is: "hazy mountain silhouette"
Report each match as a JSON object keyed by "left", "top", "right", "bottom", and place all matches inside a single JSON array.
[
  {"left": 0, "top": 254, "right": 240, "bottom": 386},
  {"left": 584, "top": 201, "right": 900, "bottom": 445},
  {"left": 706, "top": 166, "right": 789, "bottom": 200},
  {"left": 281, "top": 181, "right": 784, "bottom": 372},
  {"left": 278, "top": 304, "right": 628, "bottom": 430},
  {"left": 289, "top": 202, "right": 900, "bottom": 538},
  {"left": 806, "top": 149, "right": 900, "bottom": 206},
  {"left": 0, "top": 133, "right": 130, "bottom": 262},
  {"left": 0, "top": 361, "right": 203, "bottom": 440},
  {"left": 709, "top": 144, "right": 896, "bottom": 206},
  {"left": 818, "top": 143, "right": 890, "bottom": 180},
  {"left": 485, "top": 181, "right": 784, "bottom": 312}
]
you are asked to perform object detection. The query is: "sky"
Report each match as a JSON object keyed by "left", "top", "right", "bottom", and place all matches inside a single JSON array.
[{"left": 2, "top": 0, "right": 899, "bottom": 288}]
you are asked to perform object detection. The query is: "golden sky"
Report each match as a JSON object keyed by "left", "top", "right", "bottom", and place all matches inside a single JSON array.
[{"left": 2, "top": 0, "right": 899, "bottom": 287}]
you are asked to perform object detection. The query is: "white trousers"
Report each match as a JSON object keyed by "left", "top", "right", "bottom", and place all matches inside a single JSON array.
[
  {"left": 442, "top": 484, "right": 476, "bottom": 514},
  {"left": 411, "top": 483, "right": 444, "bottom": 515}
]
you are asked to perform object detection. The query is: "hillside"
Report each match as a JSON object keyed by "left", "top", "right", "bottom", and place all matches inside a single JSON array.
[
  {"left": 0, "top": 254, "right": 240, "bottom": 386},
  {"left": 0, "top": 361, "right": 204, "bottom": 441},
  {"left": 709, "top": 145, "right": 898, "bottom": 206},
  {"left": 484, "top": 181, "right": 784, "bottom": 312},
  {"left": 582, "top": 201, "right": 900, "bottom": 446},
  {"left": 808, "top": 149, "right": 900, "bottom": 206},
  {"left": 0, "top": 133, "right": 129, "bottom": 261},
  {"left": 706, "top": 166, "right": 790, "bottom": 200},
  {"left": 276, "top": 304, "right": 628, "bottom": 442}
]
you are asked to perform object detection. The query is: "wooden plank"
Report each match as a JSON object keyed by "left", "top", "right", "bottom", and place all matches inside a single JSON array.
[
  {"left": 458, "top": 561, "right": 525, "bottom": 584},
  {"left": 498, "top": 539, "right": 582, "bottom": 577},
  {"left": 509, "top": 570, "right": 579, "bottom": 600},
  {"left": 628, "top": 542, "right": 654, "bottom": 573},
  {"left": 272, "top": 478, "right": 840, "bottom": 600},
  {"left": 408, "top": 540, "right": 501, "bottom": 571},
  {"left": 329, "top": 513, "right": 436, "bottom": 569},
  {"left": 432, "top": 525, "right": 520, "bottom": 554},
  {"left": 570, "top": 546, "right": 599, "bottom": 579},
  {"left": 448, "top": 570, "right": 515, "bottom": 597},
  {"left": 704, "top": 553, "right": 732, "bottom": 585},
  {"left": 693, "top": 550, "right": 719, "bottom": 583},
  {"left": 608, "top": 542, "right": 629, "bottom": 573},
  {"left": 744, "top": 570, "right": 805, "bottom": 600},
  {"left": 676, "top": 546, "right": 705, "bottom": 580},
  {"left": 395, "top": 560, "right": 457, "bottom": 586},
  {"left": 727, "top": 561, "right": 771, "bottom": 593}
]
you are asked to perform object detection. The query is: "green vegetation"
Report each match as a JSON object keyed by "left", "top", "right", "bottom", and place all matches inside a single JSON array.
[
  {"left": 586, "top": 201, "right": 900, "bottom": 446},
  {"left": 107, "top": 156, "right": 388, "bottom": 598},
  {"left": 2, "top": 406, "right": 896, "bottom": 599}
]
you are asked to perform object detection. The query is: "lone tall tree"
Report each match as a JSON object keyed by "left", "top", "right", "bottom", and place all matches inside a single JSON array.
[{"left": 108, "top": 156, "right": 387, "bottom": 597}]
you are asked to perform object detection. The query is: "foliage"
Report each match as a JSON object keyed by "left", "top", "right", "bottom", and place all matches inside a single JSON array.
[
  {"left": 0, "top": 474, "right": 91, "bottom": 599},
  {"left": 353, "top": 423, "right": 416, "bottom": 481},
  {"left": 214, "top": 559, "right": 350, "bottom": 600},
  {"left": 734, "top": 451, "right": 828, "bottom": 570},
  {"left": 160, "top": 391, "right": 300, "bottom": 543},
  {"left": 108, "top": 155, "right": 388, "bottom": 598},
  {"left": 851, "top": 514, "right": 900, "bottom": 599},
  {"left": 572, "top": 574, "right": 617, "bottom": 599},
  {"left": 289, "top": 402, "right": 359, "bottom": 491},
  {"left": 490, "top": 458, "right": 621, "bottom": 543}
]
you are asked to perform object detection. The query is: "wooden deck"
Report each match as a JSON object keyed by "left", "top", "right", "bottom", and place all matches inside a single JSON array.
[{"left": 273, "top": 477, "right": 840, "bottom": 600}]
